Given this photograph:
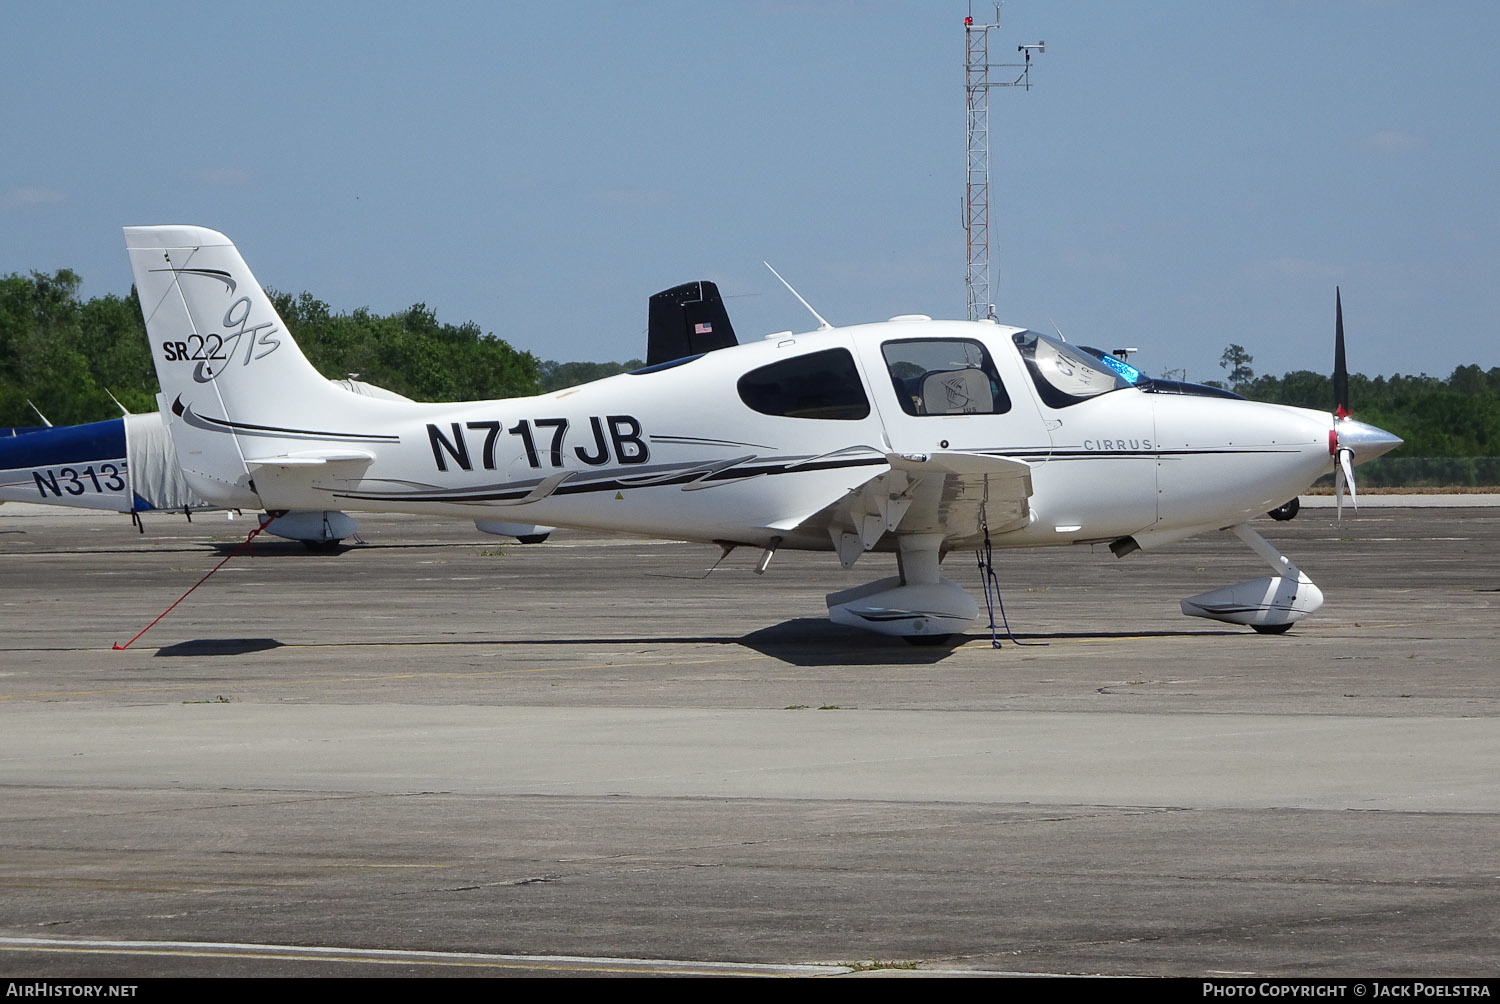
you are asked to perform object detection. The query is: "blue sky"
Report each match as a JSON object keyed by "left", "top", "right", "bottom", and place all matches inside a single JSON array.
[{"left": 3, "top": 1, "right": 1496, "bottom": 384}]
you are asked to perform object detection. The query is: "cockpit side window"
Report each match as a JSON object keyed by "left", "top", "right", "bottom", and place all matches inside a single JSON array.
[
  {"left": 1011, "top": 330, "right": 1134, "bottom": 408},
  {"left": 879, "top": 338, "right": 1011, "bottom": 417},
  {"left": 737, "top": 348, "right": 871, "bottom": 420}
]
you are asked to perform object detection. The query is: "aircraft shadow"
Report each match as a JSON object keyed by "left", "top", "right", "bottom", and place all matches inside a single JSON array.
[
  {"left": 205, "top": 540, "right": 496, "bottom": 557},
  {"left": 141, "top": 624, "right": 952, "bottom": 665},
  {"left": 738, "top": 619, "right": 968, "bottom": 666},
  {"left": 208, "top": 541, "right": 349, "bottom": 557},
  {"left": 154, "top": 638, "right": 285, "bottom": 657},
  {"left": 143, "top": 625, "right": 1239, "bottom": 660},
  {"left": 738, "top": 622, "right": 1239, "bottom": 665}
]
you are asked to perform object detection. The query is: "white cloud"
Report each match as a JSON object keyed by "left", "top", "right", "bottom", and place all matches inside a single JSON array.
[
  {"left": 1364, "top": 130, "right": 1422, "bottom": 153},
  {"left": 1, "top": 187, "right": 65, "bottom": 210}
]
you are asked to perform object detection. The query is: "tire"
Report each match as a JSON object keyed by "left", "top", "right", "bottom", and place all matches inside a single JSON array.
[{"left": 1267, "top": 498, "right": 1300, "bottom": 521}]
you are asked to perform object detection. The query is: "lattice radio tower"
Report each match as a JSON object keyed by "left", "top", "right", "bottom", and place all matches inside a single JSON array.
[{"left": 965, "top": 5, "right": 1043, "bottom": 320}]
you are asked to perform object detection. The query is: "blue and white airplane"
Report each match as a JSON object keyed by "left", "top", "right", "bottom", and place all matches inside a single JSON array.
[
  {"left": 126, "top": 225, "right": 1400, "bottom": 640},
  {"left": 2, "top": 412, "right": 205, "bottom": 516}
]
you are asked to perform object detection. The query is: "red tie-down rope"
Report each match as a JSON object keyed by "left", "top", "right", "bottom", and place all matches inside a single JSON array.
[{"left": 113, "top": 511, "right": 285, "bottom": 650}]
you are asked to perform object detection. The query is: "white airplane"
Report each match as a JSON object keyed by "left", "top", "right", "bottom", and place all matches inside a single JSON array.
[{"left": 124, "top": 225, "right": 1401, "bottom": 641}]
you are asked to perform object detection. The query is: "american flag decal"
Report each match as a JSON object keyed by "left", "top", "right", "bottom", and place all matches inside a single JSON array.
[{"left": 694, "top": 322, "right": 713, "bottom": 335}]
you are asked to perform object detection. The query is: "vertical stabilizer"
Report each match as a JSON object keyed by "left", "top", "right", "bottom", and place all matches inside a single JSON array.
[
  {"left": 645, "top": 280, "right": 738, "bottom": 366},
  {"left": 124, "top": 226, "right": 381, "bottom": 507}
]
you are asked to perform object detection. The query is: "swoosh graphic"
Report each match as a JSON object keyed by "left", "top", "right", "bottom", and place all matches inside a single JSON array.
[{"left": 150, "top": 267, "right": 237, "bottom": 294}]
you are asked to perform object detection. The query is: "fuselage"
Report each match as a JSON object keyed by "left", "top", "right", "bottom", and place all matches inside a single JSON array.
[
  {"left": 0, "top": 419, "right": 135, "bottom": 512},
  {"left": 226, "top": 317, "right": 1345, "bottom": 553}
]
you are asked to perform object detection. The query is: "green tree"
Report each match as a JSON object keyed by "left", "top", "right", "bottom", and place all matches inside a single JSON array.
[
  {"left": 0, "top": 269, "right": 150, "bottom": 426},
  {"left": 1219, "top": 343, "right": 1255, "bottom": 391},
  {"left": 537, "top": 359, "right": 643, "bottom": 392},
  {"left": 1, "top": 271, "right": 539, "bottom": 426}
]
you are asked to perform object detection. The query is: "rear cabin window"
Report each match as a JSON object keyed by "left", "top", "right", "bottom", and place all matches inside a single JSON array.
[
  {"left": 880, "top": 338, "right": 1011, "bottom": 416},
  {"left": 737, "top": 348, "right": 871, "bottom": 420}
]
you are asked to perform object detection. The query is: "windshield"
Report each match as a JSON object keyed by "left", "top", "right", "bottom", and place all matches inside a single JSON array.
[{"left": 1012, "top": 330, "right": 1134, "bottom": 408}]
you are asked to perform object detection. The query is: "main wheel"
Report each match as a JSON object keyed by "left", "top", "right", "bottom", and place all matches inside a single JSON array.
[{"left": 1267, "top": 498, "right": 1300, "bottom": 521}]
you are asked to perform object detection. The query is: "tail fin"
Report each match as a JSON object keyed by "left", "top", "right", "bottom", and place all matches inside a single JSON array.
[
  {"left": 124, "top": 226, "right": 379, "bottom": 507},
  {"left": 645, "top": 280, "right": 738, "bottom": 366}
]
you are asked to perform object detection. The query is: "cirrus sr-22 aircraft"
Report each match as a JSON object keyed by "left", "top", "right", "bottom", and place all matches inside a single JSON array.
[{"left": 124, "top": 225, "right": 1401, "bottom": 642}]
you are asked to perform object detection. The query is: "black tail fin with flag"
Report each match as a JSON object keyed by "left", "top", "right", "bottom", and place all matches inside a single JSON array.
[{"left": 646, "top": 280, "right": 738, "bottom": 366}]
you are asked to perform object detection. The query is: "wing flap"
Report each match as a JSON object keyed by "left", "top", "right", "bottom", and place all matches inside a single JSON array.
[
  {"left": 879, "top": 451, "right": 1033, "bottom": 541},
  {"left": 773, "top": 450, "right": 1034, "bottom": 560}
]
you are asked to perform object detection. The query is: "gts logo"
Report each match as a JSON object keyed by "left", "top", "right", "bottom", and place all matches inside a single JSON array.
[{"left": 159, "top": 296, "right": 281, "bottom": 381}]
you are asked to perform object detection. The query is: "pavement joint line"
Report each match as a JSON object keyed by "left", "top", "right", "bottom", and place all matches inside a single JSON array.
[
  {"left": 0, "top": 936, "right": 853, "bottom": 976},
  {"left": 0, "top": 655, "right": 764, "bottom": 702}
]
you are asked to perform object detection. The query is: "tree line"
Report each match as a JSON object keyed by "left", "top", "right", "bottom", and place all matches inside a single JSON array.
[
  {"left": 3, "top": 269, "right": 1495, "bottom": 483},
  {"left": 0, "top": 269, "right": 540, "bottom": 427},
  {"left": 1244, "top": 369, "right": 1500, "bottom": 487},
  {"left": 1212, "top": 343, "right": 1500, "bottom": 486}
]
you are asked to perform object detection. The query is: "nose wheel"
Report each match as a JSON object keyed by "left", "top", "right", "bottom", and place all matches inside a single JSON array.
[{"left": 1180, "top": 524, "right": 1323, "bottom": 632}]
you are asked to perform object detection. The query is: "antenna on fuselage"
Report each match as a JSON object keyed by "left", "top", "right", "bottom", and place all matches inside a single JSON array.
[{"left": 762, "top": 261, "right": 833, "bottom": 331}]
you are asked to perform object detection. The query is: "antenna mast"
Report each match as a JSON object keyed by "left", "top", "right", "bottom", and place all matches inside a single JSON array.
[{"left": 965, "top": 4, "right": 1043, "bottom": 321}]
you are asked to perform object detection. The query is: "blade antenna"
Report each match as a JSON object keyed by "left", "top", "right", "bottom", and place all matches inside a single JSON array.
[{"left": 763, "top": 262, "right": 832, "bottom": 331}]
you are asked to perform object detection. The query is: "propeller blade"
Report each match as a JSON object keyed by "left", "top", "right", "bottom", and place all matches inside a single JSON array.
[
  {"left": 1334, "top": 287, "right": 1350, "bottom": 420},
  {"left": 1334, "top": 446, "right": 1357, "bottom": 524},
  {"left": 1338, "top": 450, "right": 1350, "bottom": 522},
  {"left": 1339, "top": 448, "right": 1358, "bottom": 510}
]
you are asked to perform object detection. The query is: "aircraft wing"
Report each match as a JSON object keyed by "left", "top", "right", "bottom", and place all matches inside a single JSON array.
[{"left": 787, "top": 451, "right": 1033, "bottom": 565}]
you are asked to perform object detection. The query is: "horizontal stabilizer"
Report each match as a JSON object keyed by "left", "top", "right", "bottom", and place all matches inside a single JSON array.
[{"left": 245, "top": 450, "right": 376, "bottom": 469}]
